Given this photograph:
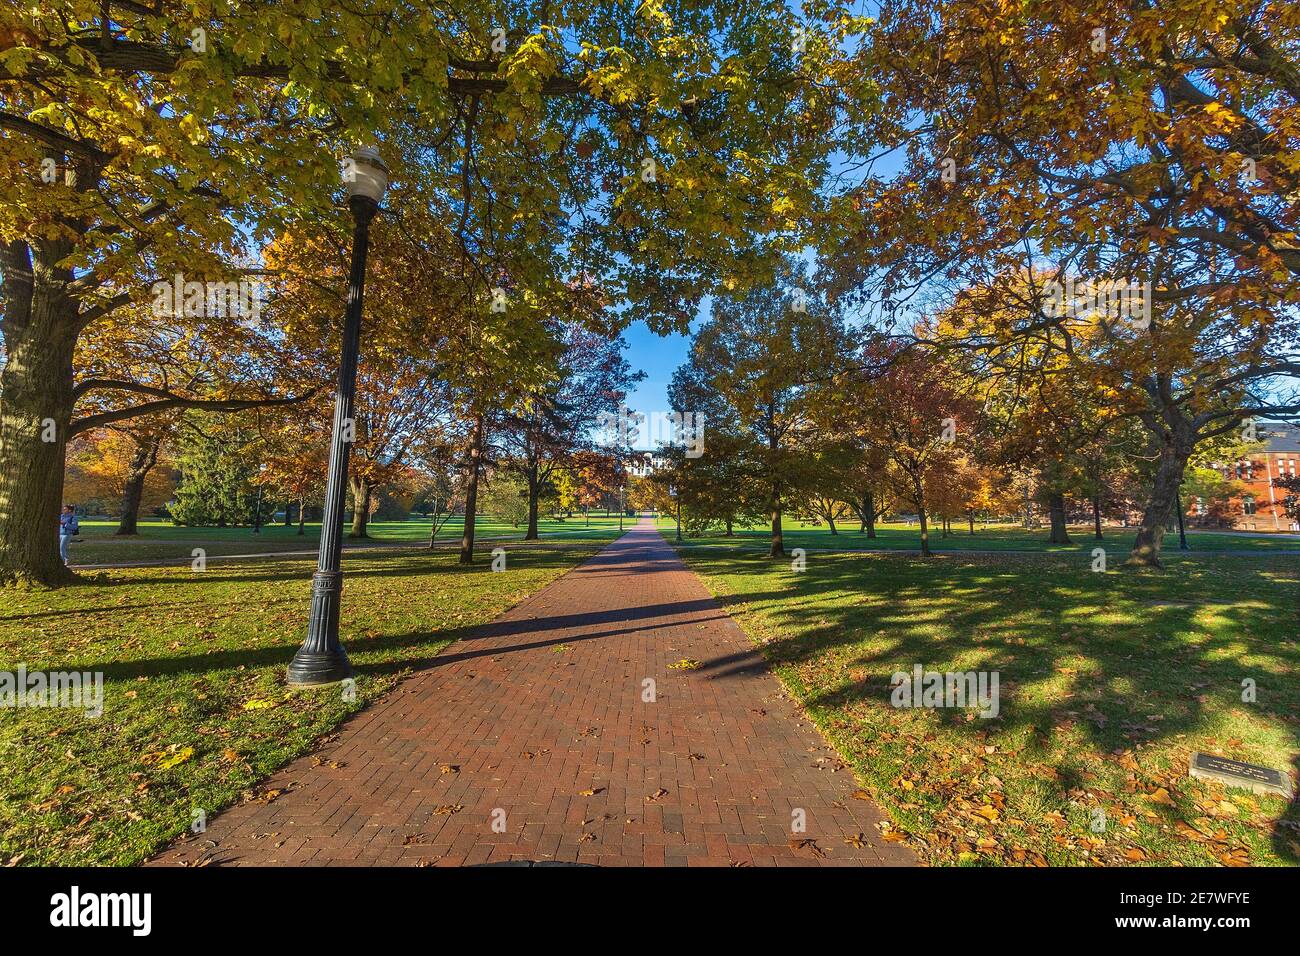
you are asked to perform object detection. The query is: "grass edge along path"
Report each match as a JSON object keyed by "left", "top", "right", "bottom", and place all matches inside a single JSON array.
[
  {"left": 0, "top": 541, "right": 607, "bottom": 866},
  {"left": 670, "top": 542, "right": 1300, "bottom": 867}
]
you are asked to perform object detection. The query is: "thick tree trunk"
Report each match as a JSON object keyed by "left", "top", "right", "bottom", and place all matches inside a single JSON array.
[
  {"left": 724, "top": 517, "right": 733, "bottom": 536},
  {"left": 1048, "top": 492, "right": 1071, "bottom": 544},
  {"left": 968, "top": 513, "right": 975, "bottom": 535},
  {"left": 349, "top": 477, "right": 372, "bottom": 538},
  {"left": 1128, "top": 433, "right": 1194, "bottom": 568},
  {"left": 115, "top": 433, "right": 161, "bottom": 535},
  {"left": 0, "top": 247, "right": 79, "bottom": 587},
  {"left": 460, "top": 413, "right": 484, "bottom": 564},
  {"left": 524, "top": 456, "right": 540, "bottom": 540},
  {"left": 283, "top": 500, "right": 292, "bottom": 526},
  {"left": 826, "top": 512, "right": 837, "bottom": 535},
  {"left": 1092, "top": 494, "right": 1103, "bottom": 540},
  {"left": 864, "top": 490, "right": 877, "bottom": 538}
]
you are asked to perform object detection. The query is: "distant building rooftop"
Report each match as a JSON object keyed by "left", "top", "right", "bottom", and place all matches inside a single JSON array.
[{"left": 1258, "top": 422, "right": 1300, "bottom": 454}]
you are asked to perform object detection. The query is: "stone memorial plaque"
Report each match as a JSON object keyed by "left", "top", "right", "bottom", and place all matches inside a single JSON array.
[{"left": 1188, "top": 752, "right": 1293, "bottom": 798}]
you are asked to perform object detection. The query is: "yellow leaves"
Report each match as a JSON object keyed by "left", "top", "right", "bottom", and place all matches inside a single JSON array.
[
  {"left": 178, "top": 113, "right": 207, "bottom": 145},
  {"left": 242, "top": 697, "right": 274, "bottom": 711},
  {"left": 668, "top": 658, "right": 701, "bottom": 669},
  {"left": 141, "top": 745, "right": 194, "bottom": 770}
]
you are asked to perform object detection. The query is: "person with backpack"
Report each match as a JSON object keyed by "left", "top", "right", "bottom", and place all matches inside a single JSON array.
[{"left": 59, "top": 505, "right": 80, "bottom": 566}]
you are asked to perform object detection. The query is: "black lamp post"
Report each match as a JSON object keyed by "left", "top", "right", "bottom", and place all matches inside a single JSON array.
[{"left": 287, "top": 146, "right": 388, "bottom": 687}]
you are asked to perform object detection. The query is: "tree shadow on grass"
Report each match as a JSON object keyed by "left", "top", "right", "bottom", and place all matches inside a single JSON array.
[{"left": 684, "top": 547, "right": 1299, "bottom": 820}]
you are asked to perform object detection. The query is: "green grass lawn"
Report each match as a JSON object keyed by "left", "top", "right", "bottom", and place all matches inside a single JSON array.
[
  {"left": 68, "top": 514, "right": 629, "bottom": 565},
  {"left": 673, "top": 541, "right": 1300, "bottom": 866},
  {"left": 656, "top": 516, "right": 1297, "bottom": 554},
  {"left": 0, "top": 541, "right": 605, "bottom": 866}
]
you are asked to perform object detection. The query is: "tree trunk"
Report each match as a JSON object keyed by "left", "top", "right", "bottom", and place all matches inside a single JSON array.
[
  {"left": 524, "top": 456, "right": 540, "bottom": 540},
  {"left": 826, "top": 511, "right": 837, "bottom": 535},
  {"left": 0, "top": 245, "right": 79, "bottom": 586},
  {"left": 914, "top": 481, "right": 931, "bottom": 557},
  {"left": 1047, "top": 492, "right": 1071, "bottom": 544},
  {"left": 1092, "top": 494, "right": 1103, "bottom": 540},
  {"left": 768, "top": 490, "right": 785, "bottom": 558},
  {"left": 283, "top": 500, "right": 292, "bottom": 526},
  {"left": 297, "top": 495, "right": 306, "bottom": 535},
  {"left": 1128, "top": 433, "right": 1194, "bottom": 568},
  {"left": 724, "top": 517, "right": 733, "bottom": 536},
  {"left": 460, "top": 412, "right": 484, "bottom": 564},
  {"left": 863, "top": 490, "right": 877, "bottom": 538},
  {"left": 968, "top": 513, "right": 975, "bottom": 535},
  {"left": 349, "top": 477, "right": 372, "bottom": 538},
  {"left": 115, "top": 431, "right": 162, "bottom": 535}
]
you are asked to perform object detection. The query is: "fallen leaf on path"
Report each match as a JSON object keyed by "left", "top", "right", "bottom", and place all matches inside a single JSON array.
[{"left": 789, "top": 838, "right": 827, "bottom": 858}]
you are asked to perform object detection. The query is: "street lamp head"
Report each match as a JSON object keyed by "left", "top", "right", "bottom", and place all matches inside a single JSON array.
[{"left": 344, "top": 146, "right": 389, "bottom": 205}]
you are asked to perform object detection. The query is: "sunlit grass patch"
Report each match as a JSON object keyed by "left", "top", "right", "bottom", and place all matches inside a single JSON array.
[
  {"left": 677, "top": 544, "right": 1299, "bottom": 867},
  {"left": 0, "top": 543, "right": 603, "bottom": 866}
]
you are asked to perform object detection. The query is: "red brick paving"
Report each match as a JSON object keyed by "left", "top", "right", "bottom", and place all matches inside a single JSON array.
[{"left": 151, "top": 518, "right": 916, "bottom": 867}]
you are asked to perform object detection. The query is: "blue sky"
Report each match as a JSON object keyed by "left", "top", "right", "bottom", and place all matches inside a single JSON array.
[{"left": 618, "top": 299, "right": 708, "bottom": 448}]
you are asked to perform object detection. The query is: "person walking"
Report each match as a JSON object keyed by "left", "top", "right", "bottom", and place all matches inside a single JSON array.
[{"left": 59, "top": 504, "right": 79, "bottom": 566}]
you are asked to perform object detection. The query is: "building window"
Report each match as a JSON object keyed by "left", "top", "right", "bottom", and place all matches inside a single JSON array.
[{"left": 1242, "top": 494, "right": 1257, "bottom": 516}]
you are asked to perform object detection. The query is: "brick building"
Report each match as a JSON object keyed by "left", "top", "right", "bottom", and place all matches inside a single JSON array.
[{"left": 1199, "top": 422, "right": 1300, "bottom": 532}]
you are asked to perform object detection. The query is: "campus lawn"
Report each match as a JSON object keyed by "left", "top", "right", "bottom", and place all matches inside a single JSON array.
[
  {"left": 656, "top": 516, "right": 1298, "bottom": 555},
  {"left": 674, "top": 542, "right": 1300, "bottom": 866},
  {"left": 69, "top": 514, "right": 628, "bottom": 566},
  {"left": 0, "top": 542, "right": 606, "bottom": 866}
]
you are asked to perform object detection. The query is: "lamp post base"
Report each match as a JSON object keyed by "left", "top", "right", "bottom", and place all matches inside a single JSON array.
[{"left": 286, "top": 647, "right": 353, "bottom": 687}]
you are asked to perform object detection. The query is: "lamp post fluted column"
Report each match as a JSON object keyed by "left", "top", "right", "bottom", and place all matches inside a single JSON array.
[{"left": 288, "top": 148, "right": 388, "bottom": 687}]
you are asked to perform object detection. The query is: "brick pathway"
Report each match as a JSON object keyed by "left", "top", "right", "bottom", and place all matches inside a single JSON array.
[{"left": 151, "top": 518, "right": 916, "bottom": 867}]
